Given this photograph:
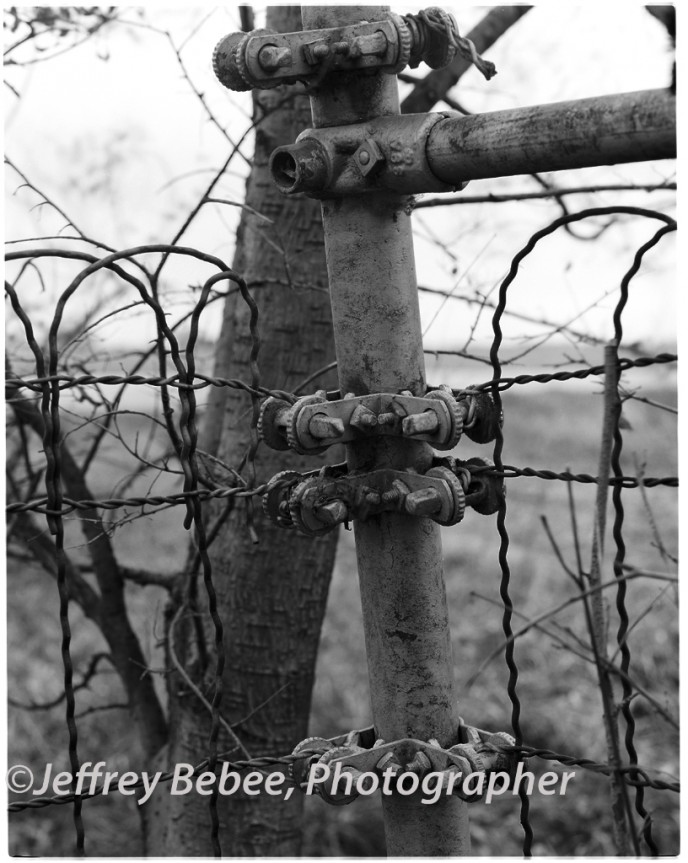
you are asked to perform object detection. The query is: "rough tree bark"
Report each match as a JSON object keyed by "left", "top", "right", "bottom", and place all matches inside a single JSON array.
[{"left": 143, "top": 6, "right": 340, "bottom": 856}]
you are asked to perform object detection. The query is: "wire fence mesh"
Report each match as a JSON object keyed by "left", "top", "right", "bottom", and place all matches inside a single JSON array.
[{"left": 5, "top": 205, "right": 678, "bottom": 856}]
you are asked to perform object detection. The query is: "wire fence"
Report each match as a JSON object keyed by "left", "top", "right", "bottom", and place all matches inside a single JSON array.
[{"left": 5, "top": 205, "right": 678, "bottom": 856}]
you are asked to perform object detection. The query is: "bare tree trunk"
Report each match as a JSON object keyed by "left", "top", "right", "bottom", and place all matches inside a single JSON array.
[{"left": 144, "top": 6, "right": 340, "bottom": 856}]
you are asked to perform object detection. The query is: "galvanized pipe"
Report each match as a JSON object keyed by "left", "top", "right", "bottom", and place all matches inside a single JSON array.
[
  {"left": 426, "top": 88, "right": 676, "bottom": 182},
  {"left": 269, "top": 89, "right": 674, "bottom": 197},
  {"left": 301, "top": 5, "right": 470, "bottom": 857}
]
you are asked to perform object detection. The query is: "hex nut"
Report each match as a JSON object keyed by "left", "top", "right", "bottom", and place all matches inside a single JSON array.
[{"left": 354, "top": 137, "right": 385, "bottom": 177}]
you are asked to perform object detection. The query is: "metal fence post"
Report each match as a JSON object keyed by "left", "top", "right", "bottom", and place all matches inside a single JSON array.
[{"left": 301, "top": 6, "right": 469, "bottom": 855}]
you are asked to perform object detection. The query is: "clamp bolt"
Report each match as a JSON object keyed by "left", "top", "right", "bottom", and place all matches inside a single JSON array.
[
  {"left": 377, "top": 412, "right": 397, "bottom": 427},
  {"left": 317, "top": 500, "right": 349, "bottom": 527},
  {"left": 258, "top": 44, "right": 293, "bottom": 72},
  {"left": 404, "top": 487, "right": 443, "bottom": 518},
  {"left": 405, "top": 751, "right": 432, "bottom": 776},
  {"left": 349, "top": 403, "right": 378, "bottom": 431},
  {"left": 309, "top": 414, "right": 346, "bottom": 440},
  {"left": 382, "top": 479, "right": 408, "bottom": 507},
  {"left": 313, "top": 43, "right": 330, "bottom": 60},
  {"left": 342, "top": 766, "right": 376, "bottom": 792},
  {"left": 376, "top": 751, "right": 403, "bottom": 775},
  {"left": 401, "top": 410, "right": 440, "bottom": 437}
]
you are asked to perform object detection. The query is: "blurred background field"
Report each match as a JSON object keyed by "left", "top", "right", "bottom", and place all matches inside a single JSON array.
[{"left": 8, "top": 370, "right": 678, "bottom": 856}]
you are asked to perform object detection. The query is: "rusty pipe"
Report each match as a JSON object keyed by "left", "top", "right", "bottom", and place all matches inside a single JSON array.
[
  {"left": 302, "top": 4, "right": 470, "bottom": 856},
  {"left": 270, "top": 89, "right": 675, "bottom": 197}
]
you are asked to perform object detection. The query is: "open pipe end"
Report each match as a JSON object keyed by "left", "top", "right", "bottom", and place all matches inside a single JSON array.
[{"left": 269, "top": 140, "right": 331, "bottom": 195}]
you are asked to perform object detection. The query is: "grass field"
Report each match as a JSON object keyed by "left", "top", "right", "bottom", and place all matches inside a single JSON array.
[{"left": 7, "top": 376, "right": 678, "bottom": 856}]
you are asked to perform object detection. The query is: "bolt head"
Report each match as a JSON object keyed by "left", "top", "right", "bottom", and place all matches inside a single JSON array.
[
  {"left": 405, "top": 488, "right": 442, "bottom": 517},
  {"left": 349, "top": 404, "right": 378, "bottom": 431},
  {"left": 354, "top": 137, "right": 385, "bottom": 177},
  {"left": 308, "top": 414, "right": 345, "bottom": 440},
  {"left": 402, "top": 410, "right": 440, "bottom": 437},
  {"left": 317, "top": 500, "right": 348, "bottom": 526}
]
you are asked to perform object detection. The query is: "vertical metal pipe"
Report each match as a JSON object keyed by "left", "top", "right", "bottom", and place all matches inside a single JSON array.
[{"left": 301, "top": 6, "right": 469, "bottom": 855}]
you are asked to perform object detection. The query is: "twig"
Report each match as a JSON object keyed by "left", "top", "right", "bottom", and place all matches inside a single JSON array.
[{"left": 168, "top": 605, "right": 251, "bottom": 759}]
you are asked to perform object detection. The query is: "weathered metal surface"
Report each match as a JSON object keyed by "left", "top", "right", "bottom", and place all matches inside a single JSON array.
[
  {"left": 264, "top": 465, "right": 467, "bottom": 532},
  {"left": 270, "top": 113, "right": 461, "bottom": 196},
  {"left": 302, "top": 5, "right": 469, "bottom": 856},
  {"left": 427, "top": 88, "right": 676, "bottom": 182},
  {"left": 213, "top": 17, "right": 408, "bottom": 90},
  {"left": 258, "top": 390, "right": 465, "bottom": 451},
  {"left": 261, "top": 456, "right": 503, "bottom": 534},
  {"left": 270, "top": 89, "right": 675, "bottom": 196},
  {"left": 290, "top": 721, "right": 518, "bottom": 806},
  {"left": 212, "top": 9, "right": 473, "bottom": 94}
]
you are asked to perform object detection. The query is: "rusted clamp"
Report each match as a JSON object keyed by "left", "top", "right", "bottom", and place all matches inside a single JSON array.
[
  {"left": 270, "top": 113, "right": 464, "bottom": 196},
  {"left": 289, "top": 720, "right": 518, "bottom": 805},
  {"left": 258, "top": 387, "right": 465, "bottom": 453},
  {"left": 455, "top": 387, "right": 503, "bottom": 444},
  {"left": 213, "top": 10, "right": 460, "bottom": 93},
  {"left": 432, "top": 455, "right": 506, "bottom": 516},
  {"left": 262, "top": 463, "right": 466, "bottom": 534}
]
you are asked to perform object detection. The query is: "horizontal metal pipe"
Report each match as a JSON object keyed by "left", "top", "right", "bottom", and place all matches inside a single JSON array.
[{"left": 427, "top": 89, "right": 675, "bottom": 183}]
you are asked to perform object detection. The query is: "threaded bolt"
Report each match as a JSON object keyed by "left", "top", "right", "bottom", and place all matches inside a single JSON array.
[
  {"left": 405, "top": 487, "right": 442, "bottom": 517},
  {"left": 308, "top": 414, "right": 346, "bottom": 440},
  {"left": 405, "top": 751, "right": 432, "bottom": 777},
  {"left": 402, "top": 410, "right": 439, "bottom": 436},
  {"left": 341, "top": 766, "right": 375, "bottom": 792},
  {"left": 349, "top": 404, "right": 378, "bottom": 431},
  {"left": 377, "top": 412, "right": 397, "bottom": 426},
  {"left": 257, "top": 44, "right": 293, "bottom": 72},
  {"left": 317, "top": 500, "right": 348, "bottom": 526}
]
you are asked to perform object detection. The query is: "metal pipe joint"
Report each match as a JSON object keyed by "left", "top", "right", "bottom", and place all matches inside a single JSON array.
[
  {"left": 270, "top": 112, "right": 466, "bottom": 197},
  {"left": 270, "top": 89, "right": 675, "bottom": 196},
  {"left": 290, "top": 721, "right": 519, "bottom": 806},
  {"left": 212, "top": 9, "right": 465, "bottom": 93}
]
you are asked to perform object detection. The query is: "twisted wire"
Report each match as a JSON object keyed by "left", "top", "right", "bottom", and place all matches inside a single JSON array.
[
  {"left": 608, "top": 225, "right": 676, "bottom": 855},
  {"left": 8, "top": 352, "right": 674, "bottom": 402},
  {"left": 6, "top": 283, "right": 85, "bottom": 853},
  {"left": 180, "top": 272, "right": 226, "bottom": 855},
  {"left": 9, "top": 740, "right": 675, "bottom": 816},
  {"left": 8, "top": 371, "right": 293, "bottom": 400},
  {"left": 5, "top": 465, "right": 678, "bottom": 519},
  {"left": 488, "top": 284, "right": 533, "bottom": 857},
  {"left": 6, "top": 216, "right": 677, "bottom": 851},
  {"left": 504, "top": 746, "right": 679, "bottom": 793},
  {"left": 480, "top": 465, "right": 677, "bottom": 488},
  {"left": 488, "top": 208, "right": 676, "bottom": 856},
  {"left": 471, "top": 351, "right": 677, "bottom": 393},
  {"left": 8, "top": 751, "right": 314, "bottom": 814},
  {"left": 404, "top": 8, "right": 497, "bottom": 79}
]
